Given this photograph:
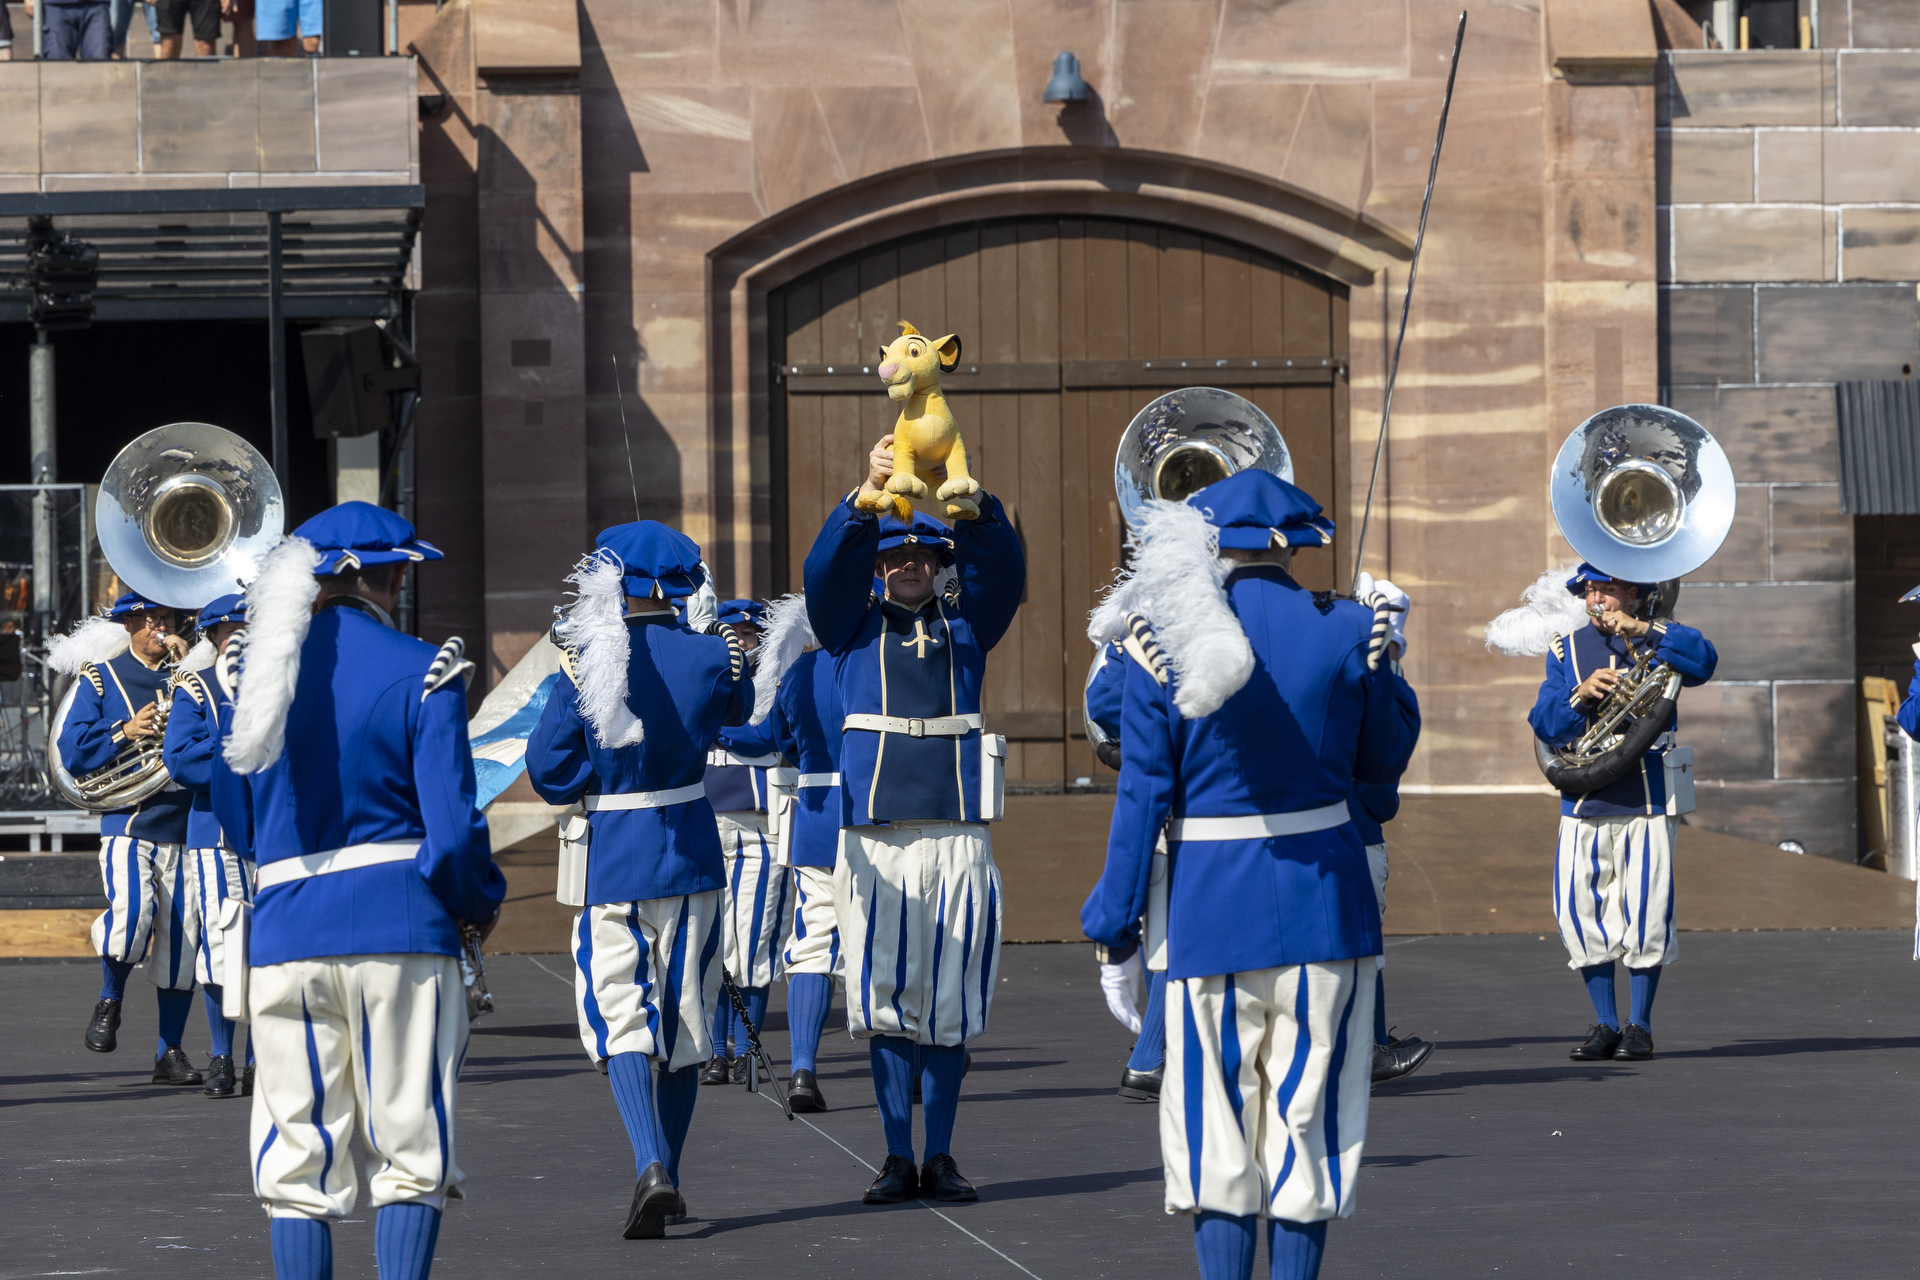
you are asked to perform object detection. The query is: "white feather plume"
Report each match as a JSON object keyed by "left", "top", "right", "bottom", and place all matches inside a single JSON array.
[
  {"left": 47, "top": 616, "right": 129, "bottom": 674},
  {"left": 224, "top": 537, "right": 323, "bottom": 773},
  {"left": 1485, "top": 565, "right": 1589, "bottom": 657},
  {"left": 1089, "top": 499, "right": 1254, "bottom": 720},
  {"left": 179, "top": 636, "right": 216, "bottom": 673},
  {"left": 553, "top": 552, "right": 645, "bottom": 749},
  {"left": 749, "top": 592, "right": 816, "bottom": 724}
]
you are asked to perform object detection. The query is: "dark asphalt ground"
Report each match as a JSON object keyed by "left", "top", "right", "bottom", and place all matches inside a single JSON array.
[{"left": 5, "top": 932, "right": 1920, "bottom": 1279}]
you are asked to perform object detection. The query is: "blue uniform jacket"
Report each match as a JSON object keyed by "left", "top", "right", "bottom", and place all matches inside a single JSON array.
[
  {"left": 1351, "top": 667, "right": 1418, "bottom": 845},
  {"left": 802, "top": 492, "right": 1025, "bottom": 825},
  {"left": 210, "top": 605, "right": 504, "bottom": 967},
  {"left": 1528, "top": 620, "right": 1717, "bottom": 817},
  {"left": 768, "top": 648, "right": 846, "bottom": 869},
  {"left": 1082, "top": 566, "right": 1421, "bottom": 980},
  {"left": 526, "top": 614, "right": 752, "bottom": 904},
  {"left": 1086, "top": 641, "right": 1125, "bottom": 743},
  {"left": 59, "top": 651, "right": 191, "bottom": 843},
  {"left": 706, "top": 717, "right": 783, "bottom": 815},
  {"left": 163, "top": 667, "right": 234, "bottom": 850},
  {"left": 1897, "top": 663, "right": 1920, "bottom": 740}
]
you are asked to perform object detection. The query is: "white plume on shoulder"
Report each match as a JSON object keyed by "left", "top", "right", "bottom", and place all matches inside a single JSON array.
[
  {"left": 224, "top": 537, "right": 324, "bottom": 773},
  {"left": 1090, "top": 499, "right": 1254, "bottom": 719},
  {"left": 553, "top": 552, "right": 645, "bottom": 749},
  {"left": 1485, "top": 565, "right": 1588, "bottom": 657},
  {"left": 179, "top": 636, "right": 217, "bottom": 673},
  {"left": 750, "top": 592, "right": 815, "bottom": 725},
  {"left": 47, "top": 616, "right": 129, "bottom": 674}
]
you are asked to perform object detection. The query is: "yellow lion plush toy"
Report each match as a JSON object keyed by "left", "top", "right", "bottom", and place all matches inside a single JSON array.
[{"left": 855, "top": 321, "right": 982, "bottom": 522}]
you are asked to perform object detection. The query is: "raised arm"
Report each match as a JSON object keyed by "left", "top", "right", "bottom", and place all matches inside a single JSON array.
[
  {"left": 802, "top": 493, "right": 882, "bottom": 655},
  {"left": 1528, "top": 648, "right": 1588, "bottom": 746},
  {"left": 525, "top": 676, "right": 595, "bottom": 805},
  {"left": 58, "top": 671, "right": 123, "bottom": 775},
  {"left": 412, "top": 682, "right": 506, "bottom": 925},
  {"left": 717, "top": 710, "right": 780, "bottom": 758},
  {"left": 1653, "top": 620, "right": 1717, "bottom": 687},
  {"left": 1351, "top": 652, "right": 1420, "bottom": 787},
  {"left": 951, "top": 493, "right": 1025, "bottom": 652},
  {"left": 1081, "top": 657, "right": 1176, "bottom": 949}
]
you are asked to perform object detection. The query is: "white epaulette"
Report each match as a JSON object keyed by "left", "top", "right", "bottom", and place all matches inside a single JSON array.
[
  {"left": 179, "top": 672, "right": 207, "bottom": 706},
  {"left": 943, "top": 576, "right": 962, "bottom": 607},
  {"left": 1549, "top": 633, "right": 1566, "bottom": 661},
  {"left": 80, "top": 663, "right": 105, "bottom": 696},
  {"left": 1120, "top": 612, "right": 1170, "bottom": 687},
  {"left": 423, "top": 637, "right": 477, "bottom": 701},
  {"left": 717, "top": 623, "right": 748, "bottom": 684}
]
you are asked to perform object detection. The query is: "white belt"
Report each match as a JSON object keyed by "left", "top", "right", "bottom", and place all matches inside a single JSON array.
[
  {"left": 797, "top": 772, "right": 842, "bottom": 788},
  {"left": 842, "top": 713, "right": 982, "bottom": 738},
  {"left": 584, "top": 782, "right": 706, "bottom": 812},
  {"left": 255, "top": 841, "right": 419, "bottom": 891},
  {"left": 1168, "top": 800, "right": 1351, "bottom": 843},
  {"left": 707, "top": 749, "right": 781, "bottom": 769}
]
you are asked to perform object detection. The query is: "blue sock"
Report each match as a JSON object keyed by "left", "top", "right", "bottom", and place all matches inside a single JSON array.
[
  {"left": 100, "top": 957, "right": 133, "bottom": 1001},
  {"left": 1128, "top": 973, "right": 1169, "bottom": 1072},
  {"left": 1373, "top": 969, "right": 1389, "bottom": 1047},
  {"left": 787, "top": 974, "right": 833, "bottom": 1073},
  {"left": 737, "top": 985, "right": 769, "bottom": 1057},
  {"left": 155, "top": 986, "right": 195, "bottom": 1056},
  {"left": 374, "top": 1203, "right": 441, "bottom": 1280},
  {"left": 203, "top": 986, "right": 235, "bottom": 1058},
  {"left": 1267, "top": 1219, "right": 1327, "bottom": 1280},
  {"left": 1580, "top": 963, "right": 1618, "bottom": 1031},
  {"left": 1628, "top": 966, "right": 1662, "bottom": 1030},
  {"left": 657, "top": 1062, "right": 700, "bottom": 1186},
  {"left": 870, "top": 1036, "right": 918, "bottom": 1160},
  {"left": 711, "top": 993, "right": 733, "bottom": 1059},
  {"left": 920, "top": 1044, "right": 966, "bottom": 1157},
  {"left": 607, "top": 1052, "right": 667, "bottom": 1175},
  {"left": 270, "top": 1217, "right": 333, "bottom": 1280},
  {"left": 1194, "top": 1211, "right": 1257, "bottom": 1280}
]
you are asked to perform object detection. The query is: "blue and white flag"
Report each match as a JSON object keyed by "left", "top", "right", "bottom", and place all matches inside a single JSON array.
[{"left": 469, "top": 636, "right": 565, "bottom": 810}]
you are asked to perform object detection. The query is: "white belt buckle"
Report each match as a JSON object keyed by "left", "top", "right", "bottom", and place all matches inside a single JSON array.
[{"left": 906, "top": 718, "right": 926, "bottom": 738}]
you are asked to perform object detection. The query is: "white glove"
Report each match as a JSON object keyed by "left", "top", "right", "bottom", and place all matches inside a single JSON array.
[
  {"left": 1100, "top": 954, "right": 1145, "bottom": 1035},
  {"left": 1355, "top": 572, "right": 1411, "bottom": 657}
]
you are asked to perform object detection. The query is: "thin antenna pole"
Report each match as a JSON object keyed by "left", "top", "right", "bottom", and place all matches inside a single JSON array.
[
  {"left": 1349, "top": 9, "right": 1467, "bottom": 596},
  {"left": 612, "top": 355, "right": 641, "bottom": 521}
]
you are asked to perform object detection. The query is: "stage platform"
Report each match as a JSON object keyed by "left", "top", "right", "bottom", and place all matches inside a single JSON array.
[{"left": 7, "top": 933, "right": 1920, "bottom": 1277}]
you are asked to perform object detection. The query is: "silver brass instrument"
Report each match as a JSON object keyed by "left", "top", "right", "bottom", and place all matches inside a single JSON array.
[
  {"left": 460, "top": 922, "right": 494, "bottom": 1020},
  {"left": 48, "top": 423, "right": 283, "bottom": 813},
  {"left": 1536, "top": 404, "right": 1735, "bottom": 793}
]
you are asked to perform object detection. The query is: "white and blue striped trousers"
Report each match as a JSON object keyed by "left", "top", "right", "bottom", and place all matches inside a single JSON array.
[
  {"left": 718, "top": 812, "right": 790, "bottom": 988},
  {"left": 573, "top": 891, "right": 723, "bottom": 1071},
  {"left": 1162, "top": 958, "right": 1376, "bottom": 1222},
  {"left": 782, "top": 864, "right": 842, "bottom": 978},
  {"left": 91, "top": 835, "right": 158, "bottom": 966},
  {"left": 189, "top": 847, "right": 253, "bottom": 987},
  {"left": 1552, "top": 814, "right": 1677, "bottom": 971},
  {"left": 835, "top": 821, "right": 1001, "bottom": 1047}
]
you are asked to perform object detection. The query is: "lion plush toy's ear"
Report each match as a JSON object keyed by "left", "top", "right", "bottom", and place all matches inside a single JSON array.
[{"left": 935, "top": 333, "right": 962, "bottom": 370}]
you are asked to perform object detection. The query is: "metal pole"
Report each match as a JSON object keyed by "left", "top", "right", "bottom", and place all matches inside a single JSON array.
[
  {"left": 29, "top": 331, "right": 55, "bottom": 619},
  {"left": 32, "top": 0, "right": 43, "bottom": 57},
  {"left": 387, "top": 0, "right": 399, "bottom": 54},
  {"left": 268, "top": 210, "right": 289, "bottom": 495}
]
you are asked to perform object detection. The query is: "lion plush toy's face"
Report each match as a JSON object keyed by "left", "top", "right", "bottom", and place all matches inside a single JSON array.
[{"left": 877, "top": 323, "right": 961, "bottom": 402}]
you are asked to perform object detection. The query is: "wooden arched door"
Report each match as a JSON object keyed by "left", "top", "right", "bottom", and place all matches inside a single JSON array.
[{"left": 768, "top": 218, "right": 1350, "bottom": 787}]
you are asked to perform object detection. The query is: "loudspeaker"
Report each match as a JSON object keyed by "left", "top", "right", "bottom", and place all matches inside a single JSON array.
[
  {"left": 321, "top": 0, "right": 382, "bottom": 56},
  {"left": 302, "top": 321, "right": 389, "bottom": 439}
]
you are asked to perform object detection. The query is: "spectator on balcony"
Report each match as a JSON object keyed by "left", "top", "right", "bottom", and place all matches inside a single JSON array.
[
  {"left": 255, "top": 0, "right": 314, "bottom": 55},
  {"left": 154, "top": 0, "right": 217, "bottom": 56},
  {"left": 28, "top": 0, "right": 113, "bottom": 59}
]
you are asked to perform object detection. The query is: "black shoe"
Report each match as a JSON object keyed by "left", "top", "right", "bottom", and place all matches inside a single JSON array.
[
  {"left": 700, "top": 1054, "right": 732, "bottom": 1085},
  {"left": 84, "top": 998, "right": 122, "bottom": 1053},
  {"left": 596, "top": 1058, "right": 609, "bottom": 1076},
  {"left": 863, "top": 1154, "right": 919, "bottom": 1204},
  {"left": 203, "top": 1055, "right": 238, "bottom": 1098},
  {"left": 1371, "top": 1035, "right": 1434, "bottom": 1085},
  {"left": 241, "top": 1062, "right": 255, "bottom": 1096},
  {"left": 152, "top": 1046, "right": 205, "bottom": 1086},
  {"left": 1569, "top": 1024, "right": 1624, "bottom": 1061},
  {"left": 919, "top": 1152, "right": 978, "bottom": 1203},
  {"left": 731, "top": 1054, "right": 752, "bottom": 1085},
  {"left": 1614, "top": 1023, "right": 1654, "bottom": 1061},
  {"left": 623, "top": 1161, "right": 678, "bottom": 1239},
  {"left": 667, "top": 1185, "right": 688, "bottom": 1226},
  {"left": 1117, "top": 1065, "right": 1163, "bottom": 1102},
  {"left": 789, "top": 1067, "right": 827, "bottom": 1113}
]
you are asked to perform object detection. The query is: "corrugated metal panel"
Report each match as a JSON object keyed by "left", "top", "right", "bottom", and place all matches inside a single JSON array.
[{"left": 1837, "top": 380, "right": 1920, "bottom": 514}]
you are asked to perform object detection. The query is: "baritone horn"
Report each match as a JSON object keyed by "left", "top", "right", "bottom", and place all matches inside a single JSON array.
[
  {"left": 48, "top": 422, "right": 283, "bottom": 812},
  {"left": 1535, "top": 404, "right": 1735, "bottom": 793}
]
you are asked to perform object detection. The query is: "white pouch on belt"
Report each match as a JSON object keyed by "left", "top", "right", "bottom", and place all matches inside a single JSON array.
[
  {"left": 767, "top": 767, "right": 798, "bottom": 857},
  {"left": 1143, "top": 833, "right": 1169, "bottom": 973},
  {"left": 979, "top": 733, "right": 1007, "bottom": 823},
  {"left": 217, "top": 897, "right": 250, "bottom": 1022},
  {"left": 556, "top": 811, "right": 591, "bottom": 908},
  {"left": 1663, "top": 745, "right": 1696, "bottom": 816}
]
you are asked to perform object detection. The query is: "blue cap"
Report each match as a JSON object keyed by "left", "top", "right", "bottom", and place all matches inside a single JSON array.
[
  {"left": 594, "top": 521, "right": 706, "bottom": 600},
  {"left": 103, "top": 591, "right": 170, "bottom": 619},
  {"left": 1186, "top": 470, "right": 1334, "bottom": 551},
  {"left": 294, "top": 501, "right": 445, "bottom": 576},
  {"left": 716, "top": 598, "right": 766, "bottom": 627},
  {"left": 196, "top": 593, "right": 247, "bottom": 629},
  {"left": 1565, "top": 562, "right": 1653, "bottom": 597},
  {"left": 876, "top": 512, "right": 956, "bottom": 566}
]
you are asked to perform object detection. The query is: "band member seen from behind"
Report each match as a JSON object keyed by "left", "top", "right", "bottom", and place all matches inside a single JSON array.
[
  {"left": 1081, "top": 470, "right": 1419, "bottom": 1280},
  {"left": 1529, "top": 564, "right": 1715, "bottom": 1063},
  {"left": 803, "top": 437, "right": 1025, "bottom": 1205},
  {"left": 51, "top": 591, "right": 204, "bottom": 1084},
  {"left": 160, "top": 592, "right": 255, "bottom": 1099},
  {"left": 699, "top": 597, "right": 792, "bottom": 1086},
  {"left": 211, "top": 503, "right": 504, "bottom": 1280},
  {"left": 525, "top": 523, "right": 752, "bottom": 1240}
]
